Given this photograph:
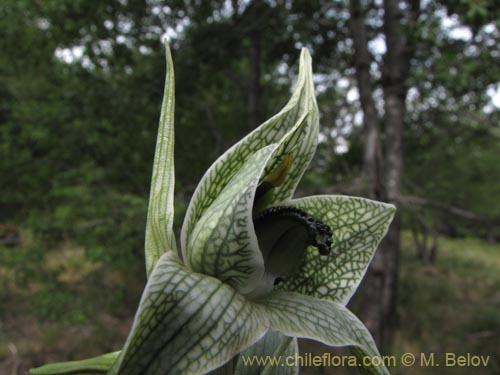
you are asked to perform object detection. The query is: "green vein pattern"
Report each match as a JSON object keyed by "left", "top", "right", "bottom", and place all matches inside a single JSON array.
[
  {"left": 187, "top": 144, "right": 278, "bottom": 293},
  {"left": 144, "top": 39, "right": 177, "bottom": 276},
  {"left": 280, "top": 196, "right": 395, "bottom": 304},
  {"left": 109, "top": 253, "right": 268, "bottom": 375},
  {"left": 181, "top": 49, "right": 318, "bottom": 261},
  {"left": 261, "top": 291, "right": 390, "bottom": 375}
]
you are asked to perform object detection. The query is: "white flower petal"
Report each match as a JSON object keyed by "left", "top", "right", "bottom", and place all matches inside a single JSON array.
[
  {"left": 261, "top": 291, "right": 390, "bottom": 375},
  {"left": 280, "top": 196, "right": 395, "bottom": 304},
  {"left": 109, "top": 253, "right": 269, "bottom": 375},
  {"left": 144, "top": 40, "right": 177, "bottom": 275}
]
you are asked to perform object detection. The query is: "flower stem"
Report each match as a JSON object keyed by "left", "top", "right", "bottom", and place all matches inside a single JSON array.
[{"left": 261, "top": 336, "right": 294, "bottom": 375}]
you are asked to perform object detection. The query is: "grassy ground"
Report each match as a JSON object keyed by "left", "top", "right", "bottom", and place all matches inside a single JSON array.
[
  {"left": 0, "top": 232, "right": 499, "bottom": 374},
  {"left": 0, "top": 235, "right": 144, "bottom": 374},
  {"left": 392, "top": 234, "right": 500, "bottom": 374}
]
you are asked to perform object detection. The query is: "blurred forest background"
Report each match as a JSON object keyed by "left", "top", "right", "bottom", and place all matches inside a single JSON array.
[{"left": 1, "top": 0, "right": 499, "bottom": 374}]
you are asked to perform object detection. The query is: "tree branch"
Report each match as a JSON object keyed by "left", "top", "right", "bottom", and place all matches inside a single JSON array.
[{"left": 398, "top": 195, "right": 500, "bottom": 224}]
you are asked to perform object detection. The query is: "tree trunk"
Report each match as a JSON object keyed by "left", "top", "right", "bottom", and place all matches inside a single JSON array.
[
  {"left": 378, "top": 0, "right": 413, "bottom": 348},
  {"left": 348, "top": 0, "right": 416, "bottom": 349},
  {"left": 348, "top": 0, "right": 382, "bottom": 200},
  {"left": 248, "top": 13, "right": 261, "bottom": 130},
  {"left": 348, "top": 0, "right": 386, "bottom": 346}
]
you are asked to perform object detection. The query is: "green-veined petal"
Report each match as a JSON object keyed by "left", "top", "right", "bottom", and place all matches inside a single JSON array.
[
  {"left": 235, "top": 331, "right": 298, "bottom": 375},
  {"left": 260, "top": 291, "right": 390, "bottom": 375},
  {"left": 280, "top": 196, "right": 395, "bottom": 304},
  {"left": 260, "top": 52, "right": 318, "bottom": 206},
  {"left": 181, "top": 48, "right": 318, "bottom": 257},
  {"left": 187, "top": 110, "right": 313, "bottom": 295},
  {"left": 108, "top": 252, "right": 269, "bottom": 375},
  {"left": 186, "top": 144, "right": 278, "bottom": 294},
  {"left": 144, "top": 38, "right": 177, "bottom": 276},
  {"left": 30, "top": 351, "right": 120, "bottom": 375}
]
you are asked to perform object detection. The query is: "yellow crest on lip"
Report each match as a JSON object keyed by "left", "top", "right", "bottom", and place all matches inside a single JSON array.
[
  {"left": 266, "top": 154, "right": 293, "bottom": 187},
  {"left": 253, "top": 154, "right": 294, "bottom": 214}
]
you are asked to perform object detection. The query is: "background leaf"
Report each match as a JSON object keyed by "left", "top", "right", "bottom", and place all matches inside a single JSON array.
[{"left": 30, "top": 351, "right": 120, "bottom": 375}]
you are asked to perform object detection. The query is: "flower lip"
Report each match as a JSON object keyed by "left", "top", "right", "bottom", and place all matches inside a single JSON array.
[
  {"left": 253, "top": 205, "right": 333, "bottom": 289},
  {"left": 254, "top": 206, "right": 333, "bottom": 256},
  {"left": 310, "top": 220, "right": 333, "bottom": 255}
]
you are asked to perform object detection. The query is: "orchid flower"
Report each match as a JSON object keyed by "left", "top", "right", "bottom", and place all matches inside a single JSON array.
[{"left": 31, "top": 40, "right": 395, "bottom": 375}]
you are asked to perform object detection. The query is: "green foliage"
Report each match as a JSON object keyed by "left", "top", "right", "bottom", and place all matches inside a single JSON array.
[
  {"left": 33, "top": 283, "right": 88, "bottom": 323},
  {"left": 0, "top": 241, "right": 45, "bottom": 286},
  {"left": 405, "top": 110, "right": 500, "bottom": 238},
  {"left": 1, "top": 1, "right": 499, "bottom": 372},
  {"left": 2, "top": 0, "right": 498, "bottom": 274}
]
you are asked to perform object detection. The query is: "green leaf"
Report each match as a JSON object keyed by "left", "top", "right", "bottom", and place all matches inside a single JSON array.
[
  {"left": 260, "top": 291, "right": 390, "bottom": 375},
  {"left": 280, "top": 196, "right": 396, "bottom": 304},
  {"left": 235, "top": 331, "right": 298, "bottom": 375},
  {"left": 186, "top": 144, "right": 278, "bottom": 294},
  {"left": 181, "top": 48, "right": 318, "bottom": 258},
  {"left": 109, "top": 252, "right": 269, "bottom": 375},
  {"left": 144, "top": 38, "right": 177, "bottom": 276},
  {"left": 30, "top": 351, "right": 120, "bottom": 375}
]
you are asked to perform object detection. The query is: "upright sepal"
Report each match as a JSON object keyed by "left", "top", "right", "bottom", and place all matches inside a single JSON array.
[
  {"left": 144, "top": 38, "right": 177, "bottom": 276},
  {"left": 109, "top": 252, "right": 269, "bottom": 375},
  {"left": 261, "top": 52, "right": 319, "bottom": 206},
  {"left": 181, "top": 48, "right": 318, "bottom": 257},
  {"left": 280, "top": 196, "right": 395, "bottom": 304}
]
